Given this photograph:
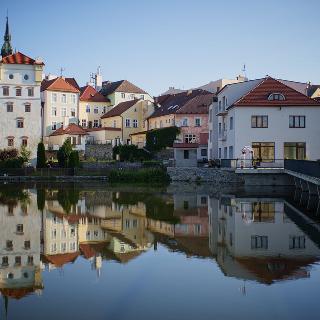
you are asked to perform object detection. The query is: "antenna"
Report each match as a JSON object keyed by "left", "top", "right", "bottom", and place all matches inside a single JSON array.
[
  {"left": 60, "top": 67, "right": 65, "bottom": 77},
  {"left": 242, "top": 64, "right": 247, "bottom": 78}
]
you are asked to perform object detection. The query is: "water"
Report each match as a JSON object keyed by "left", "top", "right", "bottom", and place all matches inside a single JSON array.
[{"left": 0, "top": 182, "right": 320, "bottom": 320}]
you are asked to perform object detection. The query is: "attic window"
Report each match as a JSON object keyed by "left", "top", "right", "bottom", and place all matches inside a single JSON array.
[{"left": 268, "top": 93, "right": 285, "bottom": 101}]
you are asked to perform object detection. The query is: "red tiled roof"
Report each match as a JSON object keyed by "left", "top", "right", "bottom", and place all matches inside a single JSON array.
[
  {"left": 41, "top": 77, "right": 80, "bottom": 93},
  {"left": 80, "top": 85, "right": 109, "bottom": 102},
  {"left": 41, "top": 252, "right": 80, "bottom": 267},
  {"left": 65, "top": 78, "right": 80, "bottom": 90},
  {"left": 232, "top": 77, "right": 320, "bottom": 108},
  {"left": 176, "top": 93, "right": 214, "bottom": 114},
  {"left": 0, "top": 51, "right": 44, "bottom": 65},
  {"left": 149, "top": 89, "right": 211, "bottom": 119},
  {"left": 86, "top": 127, "right": 121, "bottom": 132},
  {"left": 173, "top": 143, "right": 199, "bottom": 148},
  {"left": 50, "top": 123, "right": 88, "bottom": 136},
  {"left": 100, "top": 80, "right": 147, "bottom": 96},
  {"left": 80, "top": 242, "right": 108, "bottom": 259},
  {"left": 199, "top": 132, "right": 209, "bottom": 145},
  {"left": 101, "top": 99, "right": 140, "bottom": 118}
]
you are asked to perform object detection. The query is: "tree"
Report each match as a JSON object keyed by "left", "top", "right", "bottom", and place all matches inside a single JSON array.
[
  {"left": 36, "top": 142, "right": 46, "bottom": 168},
  {"left": 57, "top": 139, "right": 73, "bottom": 168},
  {"left": 20, "top": 146, "right": 31, "bottom": 164},
  {"left": 68, "top": 151, "right": 80, "bottom": 168}
]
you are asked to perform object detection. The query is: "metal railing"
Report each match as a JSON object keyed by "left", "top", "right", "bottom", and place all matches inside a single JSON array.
[
  {"left": 213, "top": 159, "right": 285, "bottom": 169},
  {"left": 284, "top": 160, "right": 320, "bottom": 179}
]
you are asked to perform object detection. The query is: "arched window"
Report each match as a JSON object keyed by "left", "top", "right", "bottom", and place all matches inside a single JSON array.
[{"left": 268, "top": 93, "right": 285, "bottom": 101}]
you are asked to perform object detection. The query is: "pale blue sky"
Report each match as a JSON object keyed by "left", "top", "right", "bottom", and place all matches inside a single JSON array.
[{"left": 2, "top": 0, "right": 320, "bottom": 95}]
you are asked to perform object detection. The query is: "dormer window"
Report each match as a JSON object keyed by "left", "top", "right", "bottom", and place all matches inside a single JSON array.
[{"left": 268, "top": 93, "right": 285, "bottom": 101}]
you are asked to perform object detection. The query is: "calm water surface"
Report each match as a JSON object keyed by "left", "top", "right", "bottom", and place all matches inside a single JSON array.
[{"left": 0, "top": 182, "right": 320, "bottom": 320}]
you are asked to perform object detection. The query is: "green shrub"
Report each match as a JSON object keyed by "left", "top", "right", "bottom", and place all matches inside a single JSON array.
[
  {"left": 0, "top": 148, "right": 19, "bottom": 161},
  {"left": 108, "top": 168, "right": 170, "bottom": 183},
  {"left": 145, "top": 127, "right": 180, "bottom": 152},
  {"left": 142, "top": 160, "right": 162, "bottom": 167},
  {"left": 113, "top": 144, "right": 151, "bottom": 162},
  {"left": 36, "top": 142, "right": 46, "bottom": 168},
  {"left": 57, "top": 140, "right": 73, "bottom": 168},
  {"left": 0, "top": 157, "right": 24, "bottom": 168},
  {"left": 68, "top": 151, "right": 80, "bottom": 168}
]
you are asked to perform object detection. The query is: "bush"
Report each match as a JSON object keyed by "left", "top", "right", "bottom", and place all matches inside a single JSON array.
[
  {"left": 0, "top": 157, "right": 24, "bottom": 168},
  {"left": 113, "top": 144, "right": 151, "bottom": 162},
  {"left": 0, "top": 148, "right": 19, "bottom": 161},
  {"left": 36, "top": 142, "right": 46, "bottom": 168},
  {"left": 57, "top": 140, "right": 73, "bottom": 168},
  {"left": 145, "top": 127, "right": 180, "bottom": 152},
  {"left": 68, "top": 151, "right": 80, "bottom": 168},
  {"left": 20, "top": 146, "right": 31, "bottom": 163},
  {"left": 108, "top": 167, "right": 170, "bottom": 183},
  {"left": 142, "top": 160, "right": 162, "bottom": 167}
]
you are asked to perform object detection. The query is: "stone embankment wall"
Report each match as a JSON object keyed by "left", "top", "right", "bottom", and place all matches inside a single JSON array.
[
  {"left": 85, "top": 145, "right": 113, "bottom": 160},
  {"left": 167, "top": 167, "right": 244, "bottom": 184}
]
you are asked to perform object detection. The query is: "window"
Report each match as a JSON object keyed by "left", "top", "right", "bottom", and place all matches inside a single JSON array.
[
  {"left": 289, "top": 236, "right": 305, "bottom": 249},
  {"left": 27, "top": 256, "right": 33, "bottom": 265},
  {"left": 16, "top": 224, "right": 24, "bottom": 234},
  {"left": 71, "top": 94, "right": 76, "bottom": 104},
  {"left": 184, "top": 134, "right": 196, "bottom": 143},
  {"left": 229, "top": 117, "right": 233, "bottom": 130},
  {"left": 130, "top": 94, "right": 134, "bottom": 99},
  {"left": 24, "top": 240, "right": 31, "bottom": 249},
  {"left": 183, "top": 150, "right": 189, "bottom": 159},
  {"left": 51, "top": 243, "right": 57, "bottom": 253},
  {"left": 22, "top": 138, "right": 28, "bottom": 147},
  {"left": 125, "top": 119, "right": 131, "bottom": 127},
  {"left": 61, "top": 94, "right": 67, "bottom": 103},
  {"left": 70, "top": 242, "right": 76, "bottom": 251},
  {"left": 8, "top": 74, "right": 14, "bottom": 80},
  {"left": 94, "top": 107, "right": 99, "bottom": 114},
  {"left": 17, "top": 119, "right": 24, "bottom": 128},
  {"left": 195, "top": 118, "right": 201, "bottom": 127},
  {"left": 24, "top": 74, "right": 29, "bottom": 80},
  {"left": 82, "top": 119, "right": 87, "bottom": 127},
  {"left": 224, "top": 147, "right": 228, "bottom": 159},
  {"left": 2, "top": 256, "right": 8, "bottom": 266},
  {"left": 140, "top": 94, "right": 144, "bottom": 100},
  {"left": 201, "top": 148, "right": 207, "bottom": 156},
  {"left": 15, "top": 256, "right": 21, "bottom": 266},
  {"left": 93, "top": 120, "right": 99, "bottom": 127},
  {"left": 70, "top": 228, "right": 75, "bottom": 237},
  {"left": 103, "top": 106, "right": 106, "bottom": 114},
  {"left": 113, "top": 120, "right": 117, "bottom": 128},
  {"left": 52, "top": 122, "right": 57, "bottom": 130},
  {"left": 284, "top": 142, "right": 306, "bottom": 160},
  {"left": 16, "top": 87, "right": 22, "bottom": 96},
  {"left": 121, "top": 93, "right": 125, "bottom": 99},
  {"left": 201, "top": 196, "right": 207, "bottom": 205},
  {"left": 52, "top": 107, "right": 57, "bottom": 116},
  {"left": 218, "top": 101, "right": 222, "bottom": 111},
  {"left": 7, "top": 102, "right": 13, "bottom": 112},
  {"left": 7, "top": 138, "right": 14, "bottom": 147},
  {"left": 251, "top": 115, "right": 268, "bottom": 128},
  {"left": 182, "top": 118, "right": 188, "bottom": 126},
  {"left": 86, "top": 105, "right": 90, "bottom": 113},
  {"left": 71, "top": 108, "right": 76, "bottom": 117},
  {"left": 194, "top": 224, "right": 202, "bottom": 235},
  {"left": 252, "top": 202, "right": 275, "bottom": 222},
  {"left": 52, "top": 93, "right": 57, "bottom": 102},
  {"left": 133, "top": 119, "right": 138, "bottom": 128},
  {"left": 252, "top": 142, "right": 275, "bottom": 161},
  {"left": 289, "top": 115, "right": 305, "bottom": 128},
  {"left": 229, "top": 146, "right": 234, "bottom": 159},
  {"left": 27, "top": 87, "right": 34, "bottom": 97},
  {"left": 61, "top": 243, "right": 67, "bottom": 252},
  {"left": 268, "top": 93, "right": 285, "bottom": 101},
  {"left": 6, "top": 240, "right": 13, "bottom": 250},
  {"left": 3, "top": 86, "right": 9, "bottom": 96},
  {"left": 25, "top": 104, "right": 31, "bottom": 112},
  {"left": 218, "top": 148, "right": 221, "bottom": 158},
  {"left": 218, "top": 122, "right": 221, "bottom": 134},
  {"left": 61, "top": 108, "right": 67, "bottom": 117},
  {"left": 251, "top": 235, "right": 268, "bottom": 249}
]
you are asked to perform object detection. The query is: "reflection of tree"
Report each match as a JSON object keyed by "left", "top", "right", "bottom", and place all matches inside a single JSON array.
[
  {"left": 0, "top": 186, "right": 30, "bottom": 207},
  {"left": 37, "top": 188, "right": 46, "bottom": 211},
  {"left": 112, "top": 192, "right": 179, "bottom": 224},
  {"left": 57, "top": 188, "right": 80, "bottom": 214}
]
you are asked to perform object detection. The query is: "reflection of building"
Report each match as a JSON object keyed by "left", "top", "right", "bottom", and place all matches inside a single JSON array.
[
  {"left": 208, "top": 195, "right": 320, "bottom": 284},
  {"left": 0, "top": 190, "right": 43, "bottom": 307}
]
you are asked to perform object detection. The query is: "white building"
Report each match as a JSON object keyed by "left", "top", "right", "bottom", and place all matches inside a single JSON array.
[{"left": 208, "top": 76, "right": 320, "bottom": 161}]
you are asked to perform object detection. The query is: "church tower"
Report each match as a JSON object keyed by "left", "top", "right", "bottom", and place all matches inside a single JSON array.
[{"left": 1, "top": 16, "right": 13, "bottom": 57}]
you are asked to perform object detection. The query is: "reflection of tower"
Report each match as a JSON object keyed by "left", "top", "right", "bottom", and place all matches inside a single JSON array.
[
  {"left": 1, "top": 294, "right": 8, "bottom": 320},
  {"left": 95, "top": 255, "right": 102, "bottom": 278},
  {"left": 239, "top": 280, "right": 247, "bottom": 296}
]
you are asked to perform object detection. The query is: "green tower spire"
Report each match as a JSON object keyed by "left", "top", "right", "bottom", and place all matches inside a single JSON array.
[{"left": 1, "top": 16, "right": 13, "bottom": 57}]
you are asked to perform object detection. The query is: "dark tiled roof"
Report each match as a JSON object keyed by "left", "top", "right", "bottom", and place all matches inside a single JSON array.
[
  {"left": 80, "top": 85, "right": 109, "bottom": 102},
  {"left": 100, "top": 80, "right": 147, "bottom": 96},
  {"left": 41, "top": 77, "right": 80, "bottom": 93},
  {"left": 149, "top": 89, "right": 211, "bottom": 119},
  {"left": 101, "top": 99, "right": 139, "bottom": 118},
  {"left": 50, "top": 124, "right": 88, "bottom": 136},
  {"left": 232, "top": 77, "right": 320, "bottom": 108},
  {"left": 176, "top": 93, "right": 214, "bottom": 114},
  {"left": 66, "top": 78, "right": 80, "bottom": 90},
  {"left": 1, "top": 51, "right": 44, "bottom": 65}
]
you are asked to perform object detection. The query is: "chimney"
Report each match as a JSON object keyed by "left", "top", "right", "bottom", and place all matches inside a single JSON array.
[{"left": 187, "top": 89, "right": 192, "bottom": 96}]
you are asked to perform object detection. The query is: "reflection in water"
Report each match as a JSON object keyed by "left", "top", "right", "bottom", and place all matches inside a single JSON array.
[{"left": 0, "top": 183, "right": 320, "bottom": 318}]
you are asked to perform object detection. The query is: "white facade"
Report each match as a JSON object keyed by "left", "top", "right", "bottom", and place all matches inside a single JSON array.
[
  {"left": 0, "top": 61, "right": 43, "bottom": 163},
  {"left": 208, "top": 78, "right": 320, "bottom": 161}
]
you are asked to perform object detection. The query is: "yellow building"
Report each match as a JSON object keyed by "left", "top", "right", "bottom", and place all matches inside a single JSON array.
[
  {"left": 101, "top": 99, "right": 154, "bottom": 144},
  {"left": 79, "top": 85, "right": 111, "bottom": 128}
]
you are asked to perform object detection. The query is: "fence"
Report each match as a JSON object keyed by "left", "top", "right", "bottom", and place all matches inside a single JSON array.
[
  {"left": 284, "top": 160, "right": 320, "bottom": 179},
  {"left": 216, "top": 159, "right": 285, "bottom": 169}
]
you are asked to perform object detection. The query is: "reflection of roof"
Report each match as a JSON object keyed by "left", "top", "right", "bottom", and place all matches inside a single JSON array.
[
  {"left": 0, "top": 287, "right": 36, "bottom": 299},
  {"left": 41, "top": 252, "right": 79, "bottom": 267},
  {"left": 108, "top": 232, "right": 138, "bottom": 249},
  {"left": 235, "top": 257, "right": 317, "bottom": 285},
  {"left": 112, "top": 250, "right": 144, "bottom": 263},
  {"left": 80, "top": 242, "right": 109, "bottom": 259}
]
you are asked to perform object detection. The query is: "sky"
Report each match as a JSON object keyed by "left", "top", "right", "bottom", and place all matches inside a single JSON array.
[{"left": 2, "top": 0, "right": 320, "bottom": 95}]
